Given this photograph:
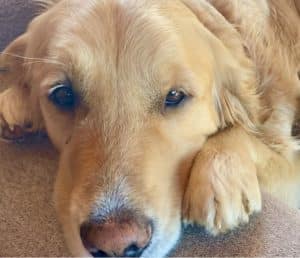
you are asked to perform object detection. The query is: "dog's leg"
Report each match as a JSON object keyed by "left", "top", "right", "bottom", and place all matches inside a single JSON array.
[
  {"left": 182, "top": 126, "right": 297, "bottom": 234},
  {"left": 0, "top": 87, "right": 41, "bottom": 141},
  {"left": 182, "top": 127, "right": 261, "bottom": 234},
  {"left": 0, "top": 33, "right": 44, "bottom": 141}
]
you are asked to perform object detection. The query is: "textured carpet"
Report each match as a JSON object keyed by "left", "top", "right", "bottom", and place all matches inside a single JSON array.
[
  {"left": 0, "top": 0, "right": 300, "bottom": 257},
  {"left": 0, "top": 140, "right": 300, "bottom": 256},
  {"left": 0, "top": 0, "right": 38, "bottom": 51}
]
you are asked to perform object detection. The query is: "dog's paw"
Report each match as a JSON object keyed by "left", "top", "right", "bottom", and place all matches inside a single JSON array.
[
  {"left": 182, "top": 150, "right": 261, "bottom": 235},
  {"left": 0, "top": 89, "right": 34, "bottom": 141},
  {"left": 0, "top": 118, "right": 27, "bottom": 141}
]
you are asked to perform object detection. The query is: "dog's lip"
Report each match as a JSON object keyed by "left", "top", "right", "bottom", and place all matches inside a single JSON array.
[
  {"left": 0, "top": 67, "right": 8, "bottom": 72},
  {"left": 83, "top": 242, "right": 153, "bottom": 258},
  {"left": 87, "top": 247, "right": 108, "bottom": 258},
  {"left": 82, "top": 241, "right": 151, "bottom": 257}
]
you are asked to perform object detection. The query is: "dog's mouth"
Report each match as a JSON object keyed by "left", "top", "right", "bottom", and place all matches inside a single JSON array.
[
  {"left": 85, "top": 241, "right": 152, "bottom": 258},
  {"left": 0, "top": 67, "right": 8, "bottom": 73}
]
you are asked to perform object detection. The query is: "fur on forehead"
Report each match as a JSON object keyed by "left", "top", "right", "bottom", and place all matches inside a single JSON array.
[{"left": 45, "top": 1, "right": 182, "bottom": 105}]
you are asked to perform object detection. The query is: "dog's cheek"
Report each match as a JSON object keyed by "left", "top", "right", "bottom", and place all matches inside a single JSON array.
[{"left": 39, "top": 102, "right": 75, "bottom": 150}]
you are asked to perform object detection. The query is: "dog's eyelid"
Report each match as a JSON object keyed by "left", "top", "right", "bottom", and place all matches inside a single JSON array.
[
  {"left": 48, "top": 79, "right": 73, "bottom": 93},
  {"left": 167, "top": 84, "right": 195, "bottom": 97},
  {"left": 166, "top": 86, "right": 194, "bottom": 99},
  {"left": 166, "top": 86, "right": 186, "bottom": 94},
  {"left": 48, "top": 82, "right": 71, "bottom": 94}
]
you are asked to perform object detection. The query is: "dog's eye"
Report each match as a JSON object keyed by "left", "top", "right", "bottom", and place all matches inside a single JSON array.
[
  {"left": 165, "top": 89, "right": 186, "bottom": 108},
  {"left": 49, "top": 82, "right": 75, "bottom": 109}
]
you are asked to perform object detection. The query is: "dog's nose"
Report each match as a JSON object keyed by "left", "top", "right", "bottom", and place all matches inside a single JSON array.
[{"left": 80, "top": 216, "right": 152, "bottom": 257}]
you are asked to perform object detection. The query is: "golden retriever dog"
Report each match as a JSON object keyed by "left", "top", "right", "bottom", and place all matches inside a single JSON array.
[{"left": 0, "top": 0, "right": 300, "bottom": 257}]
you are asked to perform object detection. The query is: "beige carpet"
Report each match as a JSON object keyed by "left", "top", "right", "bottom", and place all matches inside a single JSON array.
[{"left": 0, "top": 0, "right": 300, "bottom": 256}]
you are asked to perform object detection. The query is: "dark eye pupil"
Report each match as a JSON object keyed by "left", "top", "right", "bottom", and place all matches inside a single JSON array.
[
  {"left": 165, "top": 89, "right": 185, "bottom": 107},
  {"left": 49, "top": 84, "right": 75, "bottom": 109}
]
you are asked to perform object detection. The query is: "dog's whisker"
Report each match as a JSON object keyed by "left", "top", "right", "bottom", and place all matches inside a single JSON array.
[
  {"left": 0, "top": 51, "right": 46, "bottom": 61},
  {"left": 0, "top": 52, "right": 65, "bottom": 68},
  {"left": 24, "top": 60, "right": 66, "bottom": 67}
]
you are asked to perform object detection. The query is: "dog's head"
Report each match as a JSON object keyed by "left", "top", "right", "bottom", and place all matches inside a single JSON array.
[{"left": 0, "top": 0, "right": 259, "bottom": 256}]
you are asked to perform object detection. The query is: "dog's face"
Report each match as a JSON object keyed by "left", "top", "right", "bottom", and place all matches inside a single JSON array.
[{"left": 0, "top": 0, "right": 257, "bottom": 256}]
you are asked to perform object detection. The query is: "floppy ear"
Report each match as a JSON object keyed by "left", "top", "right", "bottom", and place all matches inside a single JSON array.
[
  {"left": 0, "top": 35, "right": 29, "bottom": 88},
  {"left": 181, "top": 0, "right": 261, "bottom": 132},
  {"left": 212, "top": 46, "right": 260, "bottom": 132},
  {"left": 0, "top": 35, "right": 43, "bottom": 140}
]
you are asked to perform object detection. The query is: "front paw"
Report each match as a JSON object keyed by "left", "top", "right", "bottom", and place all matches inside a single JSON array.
[
  {"left": 0, "top": 89, "right": 34, "bottom": 141},
  {"left": 182, "top": 150, "right": 261, "bottom": 235},
  {"left": 0, "top": 117, "right": 28, "bottom": 141}
]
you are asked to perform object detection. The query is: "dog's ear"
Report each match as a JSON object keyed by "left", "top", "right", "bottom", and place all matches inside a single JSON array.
[
  {"left": 0, "top": 34, "right": 28, "bottom": 88},
  {"left": 211, "top": 45, "right": 260, "bottom": 132},
  {"left": 181, "top": 0, "right": 261, "bottom": 132},
  {"left": 0, "top": 34, "right": 43, "bottom": 140}
]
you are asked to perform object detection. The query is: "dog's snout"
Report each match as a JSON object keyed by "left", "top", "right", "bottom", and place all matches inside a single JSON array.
[{"left": 80, "top": 215, "right": 152, "bottom": 257}]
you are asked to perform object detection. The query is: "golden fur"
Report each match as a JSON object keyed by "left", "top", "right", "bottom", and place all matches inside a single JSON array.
[{"left": 0, "top": 0, "right": 299, "bottom": 256}]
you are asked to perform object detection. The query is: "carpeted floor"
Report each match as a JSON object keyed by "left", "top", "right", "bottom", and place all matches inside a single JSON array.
[
  {"left": 0, "top": 138, "right": 300, "bottom": 256},
  {"left": 0, "top": 0, "right": 300, "bottom": 257}
]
